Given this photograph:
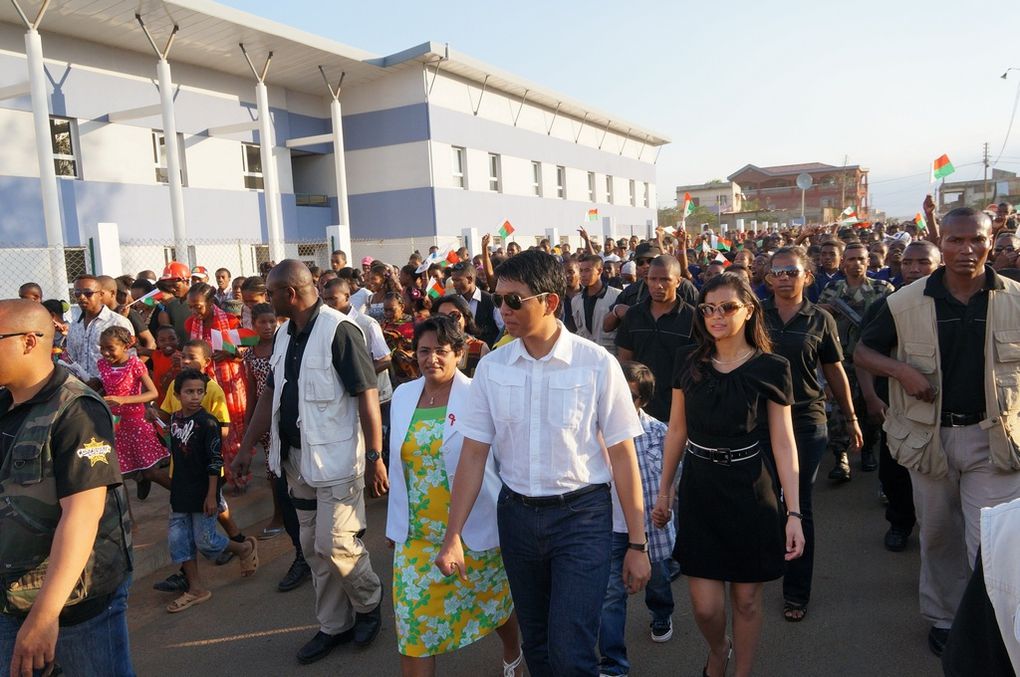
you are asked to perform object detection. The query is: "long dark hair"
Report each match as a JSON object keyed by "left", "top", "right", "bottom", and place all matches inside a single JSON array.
[
  {"left": 683, "top": 272, "right": 772, "bottom": 385},
  {"left": 433, "top": 294, "right": 481, "bottom": 337}
]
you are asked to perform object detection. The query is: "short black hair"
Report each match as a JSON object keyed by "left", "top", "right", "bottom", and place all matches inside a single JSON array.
[
  {"left": 19, "top": 282, "right": 42, "bottom": 295},
  {"left": 943, "top": 206, "right": 992, "bottom": 230},
  {"left": 494, "top": 250, "right": 565, "bottom": 299},
  {"left": 182, "top": 338, "right": 212, "bottom": 359},
  {"left": 251, "top": 302, "right": 275, "bottom": 320},
  {"left": 240, "top": 276, "right": 266, "bottom": 293},
  {"left": 621, "top": 361, "right": 654, "bottom": 405},
  {"left": 412, "top": 314, "right": 467, "bottom": 354},
  {"left": 174, "top": 368, "right": 209, "bottom": 394}
]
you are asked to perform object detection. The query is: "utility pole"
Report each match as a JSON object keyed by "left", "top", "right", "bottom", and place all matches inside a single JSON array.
[
  {"left": 840, "top": 154, "right": 848, "bottom": 210},
  {"left": 983, "top": 142, "right": 990, "bottom": 202}
]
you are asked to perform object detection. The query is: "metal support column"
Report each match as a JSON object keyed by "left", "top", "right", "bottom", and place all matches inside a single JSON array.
[
  {"left": 13, "top": 0, "right": 68, "bottom": 294},
  {"left": 319, "top": 67, "right": 352, "bottom": 258},
  {"left": 136, "top": 15, "right": 188, "bottom": 265},
  {"left": 241, "top": 44, "right": 284, "bottom": 264}
]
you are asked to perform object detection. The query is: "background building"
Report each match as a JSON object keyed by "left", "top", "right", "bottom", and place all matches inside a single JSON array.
[
  {"left": 0, "top": 0, "right": 667, "bottom": 297},
  {"left": 939, "top": 168, "right": 1020, "bottom": 211}
]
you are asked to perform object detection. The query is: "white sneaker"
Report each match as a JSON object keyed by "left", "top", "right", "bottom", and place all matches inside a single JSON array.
[{"left": 650, "top": 618, "right": 673, "bottom": 642}]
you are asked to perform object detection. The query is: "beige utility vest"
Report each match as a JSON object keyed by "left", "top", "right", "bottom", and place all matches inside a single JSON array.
[{"left": 883, "top": 275, "right": 1020, "bottom": 479}]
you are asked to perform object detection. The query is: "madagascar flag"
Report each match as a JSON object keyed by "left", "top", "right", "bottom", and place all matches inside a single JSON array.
[
  {"left": 932, "top": 154, "right": 955, "bottom": 181},
  {"left": 712, "top": 252, "right": 731, "bottom": 267},
  {"left": 498, "top": 220, "right": 515, "bottom": 238},
  {"left": 915, "top": 213, "right": 927, "bottom": 230},
  {"left": 682, "top": 192, "right": 695, "bottom": 219},
  {"left": 718, "top": 238, "right": 732, "bottom": 252},
  {"left": 211, "top": 328, "right": 258, "bottom": 354},
  {"left": 135, "top": 288, "right": 161, "bottom": 307},
  {"left": 587, "top": 209, "right": 599, "bottom": 222},
  {"left": 427, "top": 277, "right": 445, "bottom": 299},
  {"left": 445, "top": 249, "right": 460, "bottom": 265}
]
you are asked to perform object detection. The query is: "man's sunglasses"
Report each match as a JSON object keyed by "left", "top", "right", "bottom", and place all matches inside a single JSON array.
[
  {"left": 0, "top": 331, "right": 44, "bottom": 340},
  {"left": 769, "top": 267, "right": 803, "bottom": 278},
  {"left": 492, "top": 292, "right": 549, "bottom": 310},
  {"left": 697, "top": 301, "right": 745, "bottom": 317},
  {"left": 993, "top": 246, "right": 1015, "bottom": 254},
  {"left": 72, "top": 289, "right": 99, "bottom": 298}
]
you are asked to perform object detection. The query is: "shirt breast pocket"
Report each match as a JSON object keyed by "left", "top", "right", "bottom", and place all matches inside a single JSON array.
[
  {"left": 488, "top": 369, "right": 526, "bottom": 423},
  {"left": 548, "top": 371, "right": 588, "bottom": 430}
]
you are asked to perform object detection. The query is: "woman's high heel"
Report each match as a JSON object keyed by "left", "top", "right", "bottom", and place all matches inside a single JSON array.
[{"left": 702, "top": 637, "right": 733, "bottom": 677}]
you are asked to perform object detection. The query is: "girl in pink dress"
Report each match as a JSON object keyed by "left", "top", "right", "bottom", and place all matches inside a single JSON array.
[{"left": 98, "top": 326, "right": 168, "bottom": 486}]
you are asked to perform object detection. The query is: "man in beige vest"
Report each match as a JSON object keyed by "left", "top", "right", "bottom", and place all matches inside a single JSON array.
[{"left": 855, "top": 207, "right": 1020, "bottom": 658}]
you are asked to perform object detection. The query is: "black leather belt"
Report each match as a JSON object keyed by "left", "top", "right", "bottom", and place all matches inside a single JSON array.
[
  {"left": 686, "top": 440, "right": 760, "bottom": 466},
  {"left": 503, "top": 483, "right": 609, "bottom": 507},
  {"left": 940, "top": 412, "right": 984, "bottom": 427}
]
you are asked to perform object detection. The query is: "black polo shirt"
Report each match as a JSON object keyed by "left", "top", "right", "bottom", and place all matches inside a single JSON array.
[
  {"left": 860, "top": 267, "right": 1003, "bottom": 416},
  {"left": 860, "top": 299, "right": 890, "bottom": 402},
  {"left": 270, "top": 301, "right": 377, "bottom": 450},
  {"left": 762, "top": 298, "right": 843, "bottom": 426},
  {"left": 615, "top": 297, "right": 696, "bottom": 421},
  {"left": 616, "top": 278, "right": 698, "bottom": 308},
  {"left": 161, "top": 296, "right": 192, "bottom": 345}
]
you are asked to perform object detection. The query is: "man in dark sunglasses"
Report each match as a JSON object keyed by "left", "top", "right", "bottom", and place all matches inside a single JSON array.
[
  {"left": 63, "top": 275, "right": 134, "bottom": 388},
  {"left": 991, "top": 232, "right": 1019, "bottom": 272},
  {"left": 437, "top": 251, "right": 651, "bottom": 675}
]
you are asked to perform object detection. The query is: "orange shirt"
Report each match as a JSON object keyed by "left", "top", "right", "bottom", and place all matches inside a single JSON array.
[{"left": 151, "top": 350, "right": 179, "bottom": 403}]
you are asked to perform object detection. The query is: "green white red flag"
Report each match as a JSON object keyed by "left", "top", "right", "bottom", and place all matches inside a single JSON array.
[
  {"left": 915, "top": 212, "right": 927, "bottom": 230},
  {"left": 682, "top": 193, "right": 695, "bottom": 219},
  {"left": 427, "top": 277, "right": 446, "bottom": 299},
  {"left": 211, "top": 328, "right": 258, "bottom": 354},
  {"left": 587, "top": 209, "right": 599, "bottom": 222},
  {"left": 932, "top": 154, "right": 955, "bottom": 182},
  {"left": 498, "top": 220, "right": 515, "bottom": 239},
  {"left": 132, "top": 288, "right": 162, "bottom": 307}
]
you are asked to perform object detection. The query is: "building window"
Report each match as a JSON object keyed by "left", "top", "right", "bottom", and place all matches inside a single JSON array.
[
  {"left": 588, "top": 172, "right": 596, "bottom": 202},
  {"left": 556, "top": 165, "right": 566, "bottom": 199},
  {"left": 643, "top": 182, "right": 650, "bottom": 207},
  {"left": 606, "top": 175, "right": 614, "bottom": 203},
  {"left": 242, "top": 143, "right": 264, "bottom": 190},
  {"left": 532, "top": 161, "right": 542, "bottom": 196},
  {"left": 452, "top": 146, "right": 466, "bottom": 188},
  {"left": 488, "top": 153, "right": 502, "bottom": 192},
  {"left": 629, "top": 179, "right": 636, "bottom": 206},
  {"left": 152, "top": 130, "right": 187, "bottom": 185},
  {"left": 50, "top": 117, "right": 78, "bottom": 178}
]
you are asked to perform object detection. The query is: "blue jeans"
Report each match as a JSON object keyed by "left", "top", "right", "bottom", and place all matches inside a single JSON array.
[
  {"left": 0, "top": 576, "right": 134, "bottom": 676},
  {"left": 782, "top": 423, "right": 828, "bottom": 606},
  {"left": 497, "top": 484, "right": 612, "bottom": 677},
  {"left": 168, "top": 511, "right": 229, "bottom": 563},
  {"left": 599, "top": 532, "right": 675, "bottom": 676}
]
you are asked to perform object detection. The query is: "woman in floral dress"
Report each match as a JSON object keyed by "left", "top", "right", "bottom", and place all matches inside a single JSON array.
[{"left": 385, "top": 316, "right": 522, "bottom": 676}]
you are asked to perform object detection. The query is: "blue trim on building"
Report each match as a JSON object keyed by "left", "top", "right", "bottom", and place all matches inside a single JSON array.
[
  {"left": 349, "top": 187, "right": 435, "bottom": 239},
  {"left": 342, "top": 103, "right": 428, "bottom": 151}
]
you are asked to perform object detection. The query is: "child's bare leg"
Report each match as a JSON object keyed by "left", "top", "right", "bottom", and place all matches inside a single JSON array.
[
  {"left": 217, "top": 507, "right": 241, "bottom": 538},
  {"left": 142, "top": 466, "right": 171, "bottom": 490},
  {"left": 180, "top": 559, "right": 207, "bottom": 596}
]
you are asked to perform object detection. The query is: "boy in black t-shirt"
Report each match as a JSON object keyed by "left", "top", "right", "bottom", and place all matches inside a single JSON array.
[{"left": 163, "top": 370, "right": 258, "bottom": 613}]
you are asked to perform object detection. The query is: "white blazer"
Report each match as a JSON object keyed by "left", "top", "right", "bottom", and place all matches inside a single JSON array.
[{"left": 385, "top": 370, "right": 502, "bottom": 551}]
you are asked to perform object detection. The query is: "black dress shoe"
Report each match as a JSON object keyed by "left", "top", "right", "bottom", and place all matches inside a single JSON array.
[
  {"left": 153, "top": 570, "right": 188, "bottom": 593},
  {"left": 296, "top": 629, "right": 354, "bottom": 664},
  {"left": 827, "top": 452, "right": 852, "bottom": 481},
  {"left": 137, "top": 478, "right": 152, "bottom": 501},
  {"left": 884, "top": 527, "right": 911, "bottom": 552},
  {"left": 278, "top": 557, "right": 311, "bottom": 592},
  {"left": 354, "top": 590, "right": 383, "bottom": 647},
  {"left": 928, "top": 626, "right": 950, "bottom": 657},
  {"left": 861, "top": 448, "right": 878, "bottom": 472}
]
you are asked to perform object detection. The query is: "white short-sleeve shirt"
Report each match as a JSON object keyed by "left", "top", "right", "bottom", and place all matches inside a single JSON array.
[{"left": 460, "top": 322, "right": 643, "bottom": 497}]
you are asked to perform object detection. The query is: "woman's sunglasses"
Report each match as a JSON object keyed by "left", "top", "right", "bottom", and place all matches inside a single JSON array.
[
  {"left": 697, "top": 301, "right": 745, "bottom": 318},
  {"left": 492, "top": 292, "right": 549, "bottom": 310},
  {"left": 769, "top": 267, "right": 803, "bottom": 278}
]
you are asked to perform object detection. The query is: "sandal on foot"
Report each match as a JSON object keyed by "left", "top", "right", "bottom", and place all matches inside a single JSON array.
[
  {"left": 502, "top": 651, "right": 524, "bottom": 677},
  {"left": 239, "top": 536, "right": 259, "bottom": 577},
  {"left": 166, "top": 589, "right": 211, "bottom": 613},
  {"left": 783, "top": 601, "right": 808, "bottom": 622}
]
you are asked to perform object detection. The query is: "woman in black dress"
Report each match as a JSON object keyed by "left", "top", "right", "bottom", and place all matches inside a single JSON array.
[{"left": 652, "top": 273, "right": 804, "bottom": 677}]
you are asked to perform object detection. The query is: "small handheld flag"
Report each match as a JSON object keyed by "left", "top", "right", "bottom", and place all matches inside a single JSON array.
[
  {"left": 427, "top": 277, "right": 446, "bottom": 299},
  {"left": 131, "top": 288, "right": 162, "bottom": 307},
  {"left": 211, "top": 328, "right": 258, "bottom": 354},
  {"left": 682, "top": 193, "right": 695, "bottom": 219},
  {"left": 587, "top": 209, "right": 599, "bottom": 222},
  {"left": 932, "top": 154, "right": 955, "bottom": 182},
  {"left": 914, "top": 213, "right": 927, "bottom": 231},
  {"left": 498, "top": 220, "right": 515, "bottom": 239}
]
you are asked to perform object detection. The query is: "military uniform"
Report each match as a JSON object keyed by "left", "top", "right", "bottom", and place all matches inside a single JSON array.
[{"left": 0, "top": 366, "right": 134, "bottom": 674}]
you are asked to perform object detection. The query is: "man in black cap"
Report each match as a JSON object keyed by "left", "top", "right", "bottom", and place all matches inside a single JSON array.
[{"left": 603, "top": 242, "right": 697, "bottom": 335}]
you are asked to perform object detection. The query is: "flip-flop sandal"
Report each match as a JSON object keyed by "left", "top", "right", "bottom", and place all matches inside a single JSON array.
[
  {"left": 783, "top": 601, "right": 808, "bottom": 622},
  {"left": 239, "top": 536, "right": 259, "bottom": 577},
  {"left": 166, "top": 589, "right": 212, "bottom": 613}
]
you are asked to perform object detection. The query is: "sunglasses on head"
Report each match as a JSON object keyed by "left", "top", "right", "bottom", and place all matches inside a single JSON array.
[
  {"left": 492, "top": 292, "right": 549, "bottom": 310},
  {"left": 697, "top": 301, "right": 745, "bottom": 318},
  {"left": 769, "top": 266, "right": 803, "bottom": 278},
  {"left": 635, "top": 257, "right": 653, "bottom": 266}
]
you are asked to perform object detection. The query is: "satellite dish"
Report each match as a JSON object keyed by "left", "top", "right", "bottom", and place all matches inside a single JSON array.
[{"left": 796, "top": 173, "right": 813, "bottom": 191}]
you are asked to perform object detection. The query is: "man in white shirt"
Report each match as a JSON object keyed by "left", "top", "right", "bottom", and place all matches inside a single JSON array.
[
  {"left": 437, "top": 250, "right": 651, "bottom": 676},
  {"left": 63, "top": 275, "right": 133, "bottom": 388}
]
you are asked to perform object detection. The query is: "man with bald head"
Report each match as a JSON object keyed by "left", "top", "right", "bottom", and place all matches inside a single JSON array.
[
  {"left": 234, "top": 260, "right": 386, "bottom": 665},
  {"left": 857, "top": 207, "right": 1020, "bottom": 657},
  {"left": 0, "top": 300, "right": 133, "bottom": 676},
  {"left": 615, "top": 255, "right": 697, "bottom": 422}
]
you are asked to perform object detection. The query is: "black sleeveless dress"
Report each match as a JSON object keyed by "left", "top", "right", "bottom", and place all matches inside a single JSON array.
[{"left": 672, "top": 347, "right": 794, "bottom": 582}]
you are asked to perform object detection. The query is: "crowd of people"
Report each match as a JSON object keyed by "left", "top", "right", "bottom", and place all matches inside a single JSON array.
[{"left": 2, "top": 196, "right": 1019, "bottom": 676}]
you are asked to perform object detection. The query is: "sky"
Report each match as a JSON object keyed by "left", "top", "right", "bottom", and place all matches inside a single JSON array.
[{"left": 224, "top": 0, "right": 1020, "bottom": 219}]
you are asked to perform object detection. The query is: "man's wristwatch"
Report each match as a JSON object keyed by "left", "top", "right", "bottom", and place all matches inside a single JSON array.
[
  {"left": 627, "top": 541, "right": 648, "bottom": 553},
  {"left": 366, "top": 450, "right": 382, "bottom": 463}
]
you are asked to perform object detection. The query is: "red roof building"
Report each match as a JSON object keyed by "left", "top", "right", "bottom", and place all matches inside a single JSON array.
[{"left": 727, "top": 162, "right": 869, "bottom": 222}]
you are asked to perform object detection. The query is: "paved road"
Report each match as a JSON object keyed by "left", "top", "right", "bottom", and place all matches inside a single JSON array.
[{"left": 127, "top": 465, "right": 942, "bottom": 676}]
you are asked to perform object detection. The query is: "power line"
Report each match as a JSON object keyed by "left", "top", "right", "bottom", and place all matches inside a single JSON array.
[{"left": 993, "top": 76, "right": 1020, "bottom": 166}]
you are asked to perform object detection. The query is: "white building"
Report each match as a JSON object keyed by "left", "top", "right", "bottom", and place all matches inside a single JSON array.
[{"left": 0, "top": 0, "right": 668, "bottom": 297}]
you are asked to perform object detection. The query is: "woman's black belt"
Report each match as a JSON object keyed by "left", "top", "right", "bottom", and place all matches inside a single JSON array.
[{"left": 685, "top": 439, "right": 760, "bottom": 465}]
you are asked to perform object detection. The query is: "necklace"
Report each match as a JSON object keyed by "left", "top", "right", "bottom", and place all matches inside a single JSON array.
[
  {"left": 423, "top": 381, "right": 453, "bottom": 405},
  {"left": 712, "top": 349, "right": 754, "bottom": 365}
]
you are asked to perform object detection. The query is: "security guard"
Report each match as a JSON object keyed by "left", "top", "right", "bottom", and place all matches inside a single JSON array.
[{"left": 0, "top": 300, "right": 133, "bottom": 676}]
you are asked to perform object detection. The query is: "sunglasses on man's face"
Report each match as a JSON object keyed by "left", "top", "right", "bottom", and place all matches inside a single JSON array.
[
  {"left": 697, "top": 301, "right": 745, "bottom": 318},
  {"left": 492, "top": 292, "right": 549, "bottom": 310},
  {"left": 72, "top": 289, "right": 99, "bottom": 298},
  {"left": 769, "top": 267, "right": 803, "bottom": 278}
]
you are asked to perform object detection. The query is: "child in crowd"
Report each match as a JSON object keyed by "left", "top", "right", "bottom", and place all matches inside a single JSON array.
[
  {"left": 164, "top": 369, "right": 258, "bottom": 613},
  {"left": 598, "top": 361, "right": 677, "bottom": 677},
  {"left": 381, "top": 292, "right": 419, "bottom": 385},
  {"left": 41, "top": 299, "right": 69, "bottom": 357},
  {"left": 242, "top": 303, "right": 284, "bottom": 537},
  {"left": 97, "top": 326, "right": 169, "bottom": 498},
  {"left": 151, "top": 325, "right": 182, "bottom": 403}
]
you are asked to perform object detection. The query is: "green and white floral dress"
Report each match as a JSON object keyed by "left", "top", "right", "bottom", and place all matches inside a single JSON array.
[{"left": 392, "top": 405, "right": 513, "bottom": 657}]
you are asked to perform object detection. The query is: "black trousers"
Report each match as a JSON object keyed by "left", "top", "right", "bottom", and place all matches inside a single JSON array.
[{"left": 878, "top": 429, "right": 916, "bottom": 531}]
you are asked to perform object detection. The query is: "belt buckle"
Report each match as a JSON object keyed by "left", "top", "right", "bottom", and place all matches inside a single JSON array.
[{"left": 716, "top": 448, "right": 732, "bottom": 466}]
